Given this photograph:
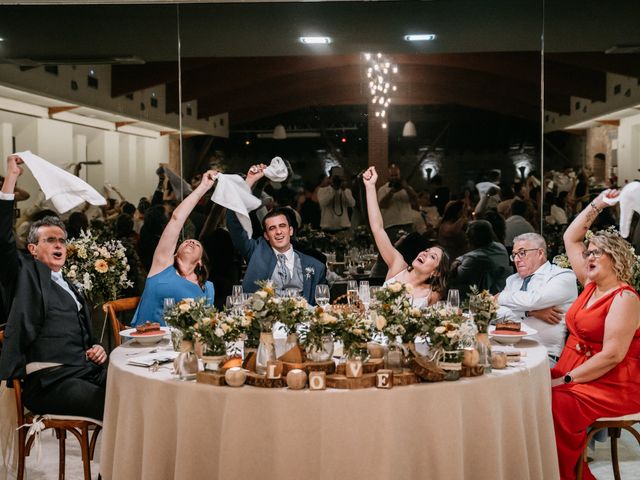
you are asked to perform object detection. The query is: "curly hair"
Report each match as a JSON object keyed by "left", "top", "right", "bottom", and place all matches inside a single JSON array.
[{"left": 588, "top": 230, "right": 636, "bottom": 283}]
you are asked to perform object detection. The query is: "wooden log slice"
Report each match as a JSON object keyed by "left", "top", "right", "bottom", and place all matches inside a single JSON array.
[
  {"left": 305, "top": 360, "right": 336, "bottom": 375},
  {"left": 326, "top": 373, "right": 376, "bottom": 389},
  {"left": 409, "top": 357, "right": 446, "bottom": 382},
  {"left": 461, "top": 365, "right": 485, "bottom": 377},
  {"left": 335, "top": 358, "right": 384, "bottom": 375},
  {"left": 281, "top": 362, "right": 306, "bottom": 376},
  {"left": 393, "top": 370, "right": 419, "bottom": 386},
  {"left": 243, "top": 351, "right": 257, "bottom": 372},
  {"left": 245, "top": 372, "right": 286, "bottom": 388},
  {"left": 196, "top": 371, "right": 226, "bottom": 386}
]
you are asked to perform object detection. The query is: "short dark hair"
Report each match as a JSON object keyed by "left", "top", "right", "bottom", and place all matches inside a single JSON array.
[
  {"left": 27, "top": 216, "right": 66, "bottom": 244},
  {"left": 511, "top": 199, "right": 528, "bottom": 217},
  {"left": 466, "top": 220, "right": 496, "bottom": 249},
  {"left": 261, "top": 207, "right": 291, "bottom": 231},
  {"left": 121, "top": 202, "right": 136, "bottom": 216}
]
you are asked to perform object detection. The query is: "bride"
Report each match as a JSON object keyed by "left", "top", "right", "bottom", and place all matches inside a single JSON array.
[{"left": 362, "top": 166, "right": 450, "bottom": 307}]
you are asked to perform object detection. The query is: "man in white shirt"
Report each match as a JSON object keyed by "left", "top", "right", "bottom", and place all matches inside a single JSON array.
[
  {"left": 377, "top": 164, "right": 418, "bottom": 241},
  {"left": 496, "top": 232, "right": 578, "bottom": 364},
  {"left": 316, "top": 167, "right": 355, "bottom": 232}
]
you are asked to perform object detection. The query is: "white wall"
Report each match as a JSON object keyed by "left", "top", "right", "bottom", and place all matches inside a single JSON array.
[{"left": 618, "top": 112, "right": 640, "bottom": 184}]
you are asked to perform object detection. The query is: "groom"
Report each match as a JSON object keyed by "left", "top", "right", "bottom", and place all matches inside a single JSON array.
[{"left": 226, "top": 164, "right": 326, "bottom": 304}]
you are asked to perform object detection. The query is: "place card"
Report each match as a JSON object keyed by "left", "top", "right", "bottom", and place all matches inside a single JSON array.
[
  {"left": 308, "top": 371, "right": 326, "bottom": 390},
  {"left": 376, "top": 369, "right": 394, "bottom": 389}
]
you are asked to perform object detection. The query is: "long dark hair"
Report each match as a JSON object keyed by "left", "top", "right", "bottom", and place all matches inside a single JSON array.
[{"left": 407, "top": 244, "right": 450, "bottom": 294}]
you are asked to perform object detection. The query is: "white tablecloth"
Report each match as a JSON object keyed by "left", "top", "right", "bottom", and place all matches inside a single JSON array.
[{"left": 100, "top": 339, "right": 559, "bottom": 480}]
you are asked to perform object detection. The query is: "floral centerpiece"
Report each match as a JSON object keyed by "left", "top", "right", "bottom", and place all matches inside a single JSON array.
[
  {"left": 423, "top": 305, "right": 466, "bottom": 353},
  {"left": 164, "top": 297, "right": 211, "bottom": 342},
  {"left": 334, "top": 310, "right": 373, "bottom": 359},
  {"left": 63, "top": 229, "right": 133, "bottom": 304},
  {"left": 247, "top": 281, "right": 279, "bottom": 332},
  {"left": 467, "top": 286, "right": 499, "bottom": 332},
  {"left": 370, "top": 281, "right": 422, "bottom": 344},
  {"left": 194, "top": 310, "right": 246, "bottom": 357},
  {"left": 300, "top": 307, "right": 340, "bottom": 360}
]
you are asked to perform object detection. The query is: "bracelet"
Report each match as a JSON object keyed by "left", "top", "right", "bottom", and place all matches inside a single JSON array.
[{"left": 589, "top": 202, "right": 602, "bottom": 214}]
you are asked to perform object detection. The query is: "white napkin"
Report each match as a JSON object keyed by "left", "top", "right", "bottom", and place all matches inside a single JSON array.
[
  {"left": 616, "top": 182, "right": 640, "bottom": 238},
  {"left": 127, "top": 350, "right": 179, "bottom": 367},
  {"left": 263, "top": 156, "right": 289, "bottom": 182},
  {"left": 16, "top": 151, "right": 106, "bottom": 214},
  {"left": 476, "top": 181, "right": 500, "bottom": 196},
  {"left": 164, "top": 166, "right": 192, "bottom": 201},
  {"left": 210, "top": 174, "right": 262, "bottom": 236}
]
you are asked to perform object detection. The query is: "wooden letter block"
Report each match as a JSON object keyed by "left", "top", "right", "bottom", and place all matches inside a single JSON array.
[
  {"left": 346, "top": 359, "right": 363, "bottom": 378},
  {"left": 308, "top": 371, "right": 326, "bottom": 390},
  {"left": 267, "top": 360, "right": 283, "bottom": 379},
  {"left": 376, "top": 369, "right": 394, "bottom": 389}
]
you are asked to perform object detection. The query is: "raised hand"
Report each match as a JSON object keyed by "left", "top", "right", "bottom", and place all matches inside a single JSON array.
[
  {"left": 6, "top": 154, "right": 23, "bottom": 177},
  {"left": 246, "top": 163, "right": 267, "bottom": 187},
  {"left": 199, "top": 169, "right": 218, "bottom": 190},
  {"left": 597, "top": 188, "right": 620, "bottom": 207},
  {"left": 362, "top": 166, "right": 378, "bottom": 186}
]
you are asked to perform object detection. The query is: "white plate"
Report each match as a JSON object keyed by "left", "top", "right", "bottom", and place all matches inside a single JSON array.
[
  {"left": 120, "top": 327, "right": 170, "bottom": 345},
  {"left": 488, "top": 324, "right": 537, "bottom": 345}
]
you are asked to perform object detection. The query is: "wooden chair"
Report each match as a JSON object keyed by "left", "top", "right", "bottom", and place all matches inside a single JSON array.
[
  {"left": 577, "top": 414, "right": 640, "bottom": 480},
  {"left": 0, "top": 326, "right": 102, "bottom": 480},
  {"left": 102, "top": 296, "right": 140, "bottom": 347}
]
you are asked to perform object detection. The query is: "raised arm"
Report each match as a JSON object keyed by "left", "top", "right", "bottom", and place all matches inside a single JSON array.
[
  {"left": 362, "top": 167, "right": 405, "bottom": 275},
  {"left": 562, "top": 189, "right": 618, "bottom": 285},
  {"left": 0, "top": 155, "right": 23, "bottom": 292},
  {"left": 148, "top": 170, "right": 217, "bottom": 276}
]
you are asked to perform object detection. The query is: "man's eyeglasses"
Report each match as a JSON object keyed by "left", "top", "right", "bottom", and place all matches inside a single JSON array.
[
  {"left": 39, "top": 237, "right": 67, "bottom": 246},
  {"left": 510, "top": 248, "right": 540, "bottom": 262},
  {"left": 582, "top": 248, "right": 604, "bottom": 260}
]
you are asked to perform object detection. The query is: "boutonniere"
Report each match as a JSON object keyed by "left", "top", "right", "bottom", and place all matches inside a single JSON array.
[{"left": 304, "top": 266, "right": 315, "bottom": 279}]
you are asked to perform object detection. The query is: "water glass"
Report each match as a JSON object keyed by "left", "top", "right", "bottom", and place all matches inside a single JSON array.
[
  {"left": 163, "top": 297, "right": 175, "bottom": 314},
  {"left": 232, "top": 285, "right": 243, "bottom": 297},
  {"left": 286, "top": 288, "right": 301, "bottom": 298},
  {"left": 359, "top": 281, "right": 371, "bottom": 308},
  {"left": 225, "top": 295, "right": 233, "bottom": 311},
  {"left": 447, "top": 289, "right": 460, "bottom": 310},
  {"left": 315, "top": 284, "right": 330, "bottom": 307}
]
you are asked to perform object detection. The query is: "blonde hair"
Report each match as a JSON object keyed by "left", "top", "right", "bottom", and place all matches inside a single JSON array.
[{"left": 588, "top": 230, "right": 636, "bottom": 283}]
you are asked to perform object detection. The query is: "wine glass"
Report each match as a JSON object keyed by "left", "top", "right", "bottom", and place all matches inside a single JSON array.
[
  {"left": 163, "top": 297, "right": 175, "bottom": 314},
  {"left": 447, "top": 289, "right": 460, "bottom": 310},
  {"left": 315, "top": 285, "right": 330, "bottom": 307},
  {"left": 232, "top": 285, "right": 243, "bottom": 297},
  {"left": 359, "top": 281, "right": 371, "bottom": 310},
  {"left": 225, "top": 295, "right": 234, "bottom": 311}
]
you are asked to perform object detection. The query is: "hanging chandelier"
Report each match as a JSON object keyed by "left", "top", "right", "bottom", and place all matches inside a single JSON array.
[{"left": 364, "top": 52, "right": 397, "bottom": 129}]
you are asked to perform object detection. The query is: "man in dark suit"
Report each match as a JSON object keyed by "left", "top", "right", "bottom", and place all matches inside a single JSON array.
[
  {"left": 227, "top": 164, "right": 327, "bottom": 304},
  {"left": 0, "top": 154, "right": 107, "bottom": 420}
]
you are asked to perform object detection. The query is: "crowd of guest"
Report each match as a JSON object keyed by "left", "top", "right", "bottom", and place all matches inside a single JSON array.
[{"left": 1, "top": 152, "right": 639, "bottom": 480}]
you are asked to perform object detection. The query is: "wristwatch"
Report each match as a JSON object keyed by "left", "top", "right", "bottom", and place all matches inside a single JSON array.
[{"left": 563, "top": 372, "right": 573, "bottom": 384}]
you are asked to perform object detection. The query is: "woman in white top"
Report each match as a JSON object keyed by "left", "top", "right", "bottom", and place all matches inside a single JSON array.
[{"left": 363, "top": 167, "right": 450, "bottom": 306}]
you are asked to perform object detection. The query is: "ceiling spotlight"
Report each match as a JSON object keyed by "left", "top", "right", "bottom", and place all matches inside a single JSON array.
[
  {"left": 404, "top": 34, "right": 437, "bottom": 42},
  {"left": 299, "top": 36, "right": 332, "bottom": 45}
]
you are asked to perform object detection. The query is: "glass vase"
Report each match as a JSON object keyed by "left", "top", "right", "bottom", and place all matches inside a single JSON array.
[
  {"left": 385, "top": 341, "right": 404, "bottom": 373},
  {"left": 255, "top": 332, "right": 276, "bottom": 375},
  {"left": 307, "top": 335, "right": 334, "bottom": 362},
  {"left": 476, "top": 329, "right": 492, "bottom": 373},
  {"left": 438, "top": 350, "right": 463, "bottom": 381},
  {"left": 174, "top": 339, "right": 199, "bottom": 380}
]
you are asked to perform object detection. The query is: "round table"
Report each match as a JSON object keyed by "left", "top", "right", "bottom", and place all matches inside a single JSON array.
[{"left": 100, "top": 339, "right": 559, "bottom": 480}]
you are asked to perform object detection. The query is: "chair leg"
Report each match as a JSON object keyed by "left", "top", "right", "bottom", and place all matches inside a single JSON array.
[
  {"left": 80, "top": 425, "right": 92, "bottom": 480},
  {"left": 609, "top": 427, "right": 622, "bottom": 480},
  {"left": 577, "top": 427, "right": 604, "bottom": 480},
  {"left": 17, "top": 427, "right": 26, "bottom": 480},
  {"left": 57, "top": 428, "right": 67, "bottom": 480}
]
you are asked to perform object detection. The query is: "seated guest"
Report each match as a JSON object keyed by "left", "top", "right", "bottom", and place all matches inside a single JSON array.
[
  {"left": 362, "top": 166, "right": 450, "bottom": 307},
  {"left": 551, "top": 190, "right": 640, "bottom": 480},
  {"left": 496, "top": 232, "right": 577, "bottom": 364},
  {"left": 449, "top": 220, "right": 512, "bottom": 300},
  {"left": 504, "top": 199, "right": 535, "bottom": 248},
  {"left": 226, "top": 164, "right": 326, "bottom": 304},
  {"left": 0, "top": 154, "right": 107, "bottom": 420},
  {"left": 131, "top": 170, "right": 217, "bottom": 326}
]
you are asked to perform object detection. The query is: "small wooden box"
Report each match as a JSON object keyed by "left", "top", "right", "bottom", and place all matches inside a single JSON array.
[
  {"left": 196, "top": 371, "right": 226, "bottom": 386},
  {"left": 376, "top": 369, "right": 394, "bottom": 389},
  {"left": 345, "top": 359, "right": 363, "bottom": 378}
]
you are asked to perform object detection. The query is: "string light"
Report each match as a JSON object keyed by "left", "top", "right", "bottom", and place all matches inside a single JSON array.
[{"left": 363, "top": 52, "right": 397, "bottom": 129}]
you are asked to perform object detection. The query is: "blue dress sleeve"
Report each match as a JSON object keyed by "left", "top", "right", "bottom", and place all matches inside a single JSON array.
[{"left": 205, "top": 281, "right": 215, "bottom": 305}]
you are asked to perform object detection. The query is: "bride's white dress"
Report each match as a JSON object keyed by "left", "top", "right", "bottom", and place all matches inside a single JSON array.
[{"left": 383, "top": 269, "right": 429, "bottom": 308}]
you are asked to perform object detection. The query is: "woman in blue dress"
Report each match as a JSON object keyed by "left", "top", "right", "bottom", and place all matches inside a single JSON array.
[{"left": 131, "top": 170, "right": 218, "bottom": 326}]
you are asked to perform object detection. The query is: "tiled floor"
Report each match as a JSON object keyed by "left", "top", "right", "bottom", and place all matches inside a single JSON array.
[{"left": 1, "top": 428, "right": 639, "bottom": 479}]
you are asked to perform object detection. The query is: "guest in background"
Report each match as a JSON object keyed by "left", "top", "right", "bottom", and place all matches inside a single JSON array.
[
  {"left": 449, "top": 220, "right": 512, "bottom": 300},
  {"left": 131, "top": 170, "right": 217, "bottom": 326},
  {"left": 317, "top": 167, "right": 355, "bottom": 234},
  {"left": 504, "top": 199, "right": 535, "bottom": 248},
  {"left": 551, "top": 189, "right": 640, "bottom": 480},
  {"left": 363, "top": 166, "right": 449, "bottom": 307},
  {"left": 377, "top": 164, "right": 418, "bottom": 242},
  {"left": 438, "top": 200, "right": 468, "bottom": 261},
  {"left": 138, "top": 204, "right": 167, "bottom": 273}
]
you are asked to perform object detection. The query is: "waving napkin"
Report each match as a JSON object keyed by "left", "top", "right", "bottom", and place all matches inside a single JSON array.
[
  {"left": 263, "top": 156, "right": 289, "bottom": 182},
  {"left": 599, "top": 182, "right": 640, "bottom": 238},
  {"left": 210, "top": 174, "right": 262, "bottom": 236},
  {"left": 164, "top": 165, "right": 193, "bottom": 202},
  {"left": 476, "top": 181, "right": 500, "bottom": 196},
  {"left": 16, "top": 151, "right": 106, "bottom": 214}
]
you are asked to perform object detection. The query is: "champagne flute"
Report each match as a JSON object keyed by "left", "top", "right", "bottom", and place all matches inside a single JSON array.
[
  {"left": 163, "top": 297, "right": 175, "bottom": 315},
  {"left": 359, "top": 281, "right": 371, "bottom": 310},
  {"left": 347, "top": 280, "right": 358, "bottom": 305},
  {"left": 447, "top": 289, "right": 460, "bottom": 310},
  {"left": 315, "top": 285, "right": 330, "bottom": 307}
]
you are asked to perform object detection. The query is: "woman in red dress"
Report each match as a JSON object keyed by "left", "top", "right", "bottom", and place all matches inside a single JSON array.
[{"left": 552, "top": 189, "right": 640, "bottom": 479}]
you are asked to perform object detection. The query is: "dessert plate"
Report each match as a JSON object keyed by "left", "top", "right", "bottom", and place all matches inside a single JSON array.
[
  {"left": 120, "top": 327, "right": 170, "bottom": 346},
  {"left": 488, "top": 324, "right": 537, "bottom": 345}
]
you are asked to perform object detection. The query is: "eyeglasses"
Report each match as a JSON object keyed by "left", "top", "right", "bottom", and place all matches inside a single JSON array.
[
  {"left": 510, "top": 248, "right": 540, "bottom": 262},
  {"left": 581, "top": 248, "right": 604, "bottom": 260},
  {"left": 39, "top": 237, "right": 67, "bottom": 246}
]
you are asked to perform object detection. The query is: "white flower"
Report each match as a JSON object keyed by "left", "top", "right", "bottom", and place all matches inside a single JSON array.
[
  {"left": 374, "top": 314, "right": 387, "bottom": 331},
  {"left": 252, "top": 299, "right": 265, "bottom": 311},
  {"left": 67, "top": 270, "right": 76, "bottom": 280},
  {"left": 405, "top": 283, "right": 414, "bottom": 295},
  {"left": 319, "top": 313, "right": 337, "bottom": 325},
  {"left": 214, "top": 327, "right": 225, "bottom": 338},
  {"left": 256, "top": 290, "right": 267, "bottom": 299},
  {"left": 304, "top": 266, "right": 315, "bottom": 279},
  {"left": 434, "top": 326, "right": 446, "bottom": 334},
  {"left": 388, "top": 282, "right": 403, "bottom": 293}
]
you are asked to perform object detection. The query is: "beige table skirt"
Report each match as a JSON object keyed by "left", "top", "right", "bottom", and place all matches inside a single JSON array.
[{"left": 100, "top": 339, "right": 559, "bottom": 480}]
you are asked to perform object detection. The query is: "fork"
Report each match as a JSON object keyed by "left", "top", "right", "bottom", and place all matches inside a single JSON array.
[{"left": 126, "top": 348, "right": 158, "bottom": 356}]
